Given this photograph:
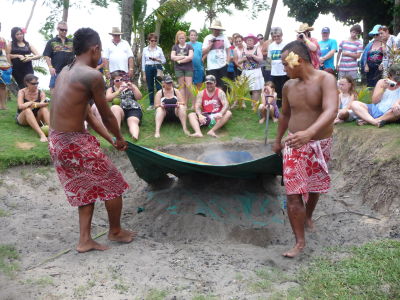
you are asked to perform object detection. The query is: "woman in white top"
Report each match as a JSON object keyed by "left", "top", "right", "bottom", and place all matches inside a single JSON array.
[
  {"left": 142, "top": 33, "right": 166, "bottom": 110},
  {"left": 237, "top": 34, "right": 264, "bottom": 105}
]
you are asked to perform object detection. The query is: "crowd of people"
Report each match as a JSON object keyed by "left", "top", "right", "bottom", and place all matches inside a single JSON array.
[{"left": 1, "top": 20, "right": 400, "bottom": 142}]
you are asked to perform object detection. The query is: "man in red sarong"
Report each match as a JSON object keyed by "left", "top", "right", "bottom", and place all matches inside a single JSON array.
[
  {"left": 48, "top": 28, "right": 135, "bottom": 253},
  {"left": 272, "top": 41, "right": 338, "bottom": 258}
]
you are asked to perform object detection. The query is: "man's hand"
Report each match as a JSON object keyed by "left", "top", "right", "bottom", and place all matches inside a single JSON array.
[
  {"left": 378, "top": 64, "right": 384, "bottom": 71},
  {"left": 198, "top": 114, "right": 207, "bottom": 125},
  {"left": 113, "top": 137, "right": 127, "bottom": 151},
  {"left": 49, "top": 67, "right": 56, "bottom": 76},
  {"left": 284, "top": 131, "right": 312, "bottom": 149},
  {"left": 272, "top": 140, "right": 283, "bottom": 154},
  {"left": 214, "top": 113, "right": 223, "bottom": 120}
]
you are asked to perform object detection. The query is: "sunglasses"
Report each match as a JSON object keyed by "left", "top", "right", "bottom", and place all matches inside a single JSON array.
[
  {"left": 150, "top": 40, "right": 157, "bottom": 42},
  {"left": 114, "top": 79, "right": 122, "bottom": 83},
  {"left": 58, "top": 28, "right": 68, "bottom": 32},
  {"left": 29, "top": 82, "right": 39, "bottom": 85}
]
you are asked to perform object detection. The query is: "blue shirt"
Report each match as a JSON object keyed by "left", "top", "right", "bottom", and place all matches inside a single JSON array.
[
  {"left": 318, "top": 39, "right": 337, "bottom": 69},
  {"left": 187, "top": 41, "right": 203, "bottom": 70}
]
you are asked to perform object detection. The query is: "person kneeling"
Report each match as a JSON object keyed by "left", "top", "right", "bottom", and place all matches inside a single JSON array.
[
  {"left": 258, "top": 81, "right": 279, "bottom": 124},
  {"left": 106, "top": 71, "right": 142, "bottom": 141},
  {"left": 154, "top": 75, "right": 189, "bottom": 138},
  {"left": 16, "top": 74, "right": 50, "bottom": 142},
  {"left": 188, "top": 75, "right": 232, "bottom": 138}
]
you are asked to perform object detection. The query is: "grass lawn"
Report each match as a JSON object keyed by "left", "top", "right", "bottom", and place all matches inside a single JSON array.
[{"left": 0, "top": 97, "right": 276, "bottom": 169}]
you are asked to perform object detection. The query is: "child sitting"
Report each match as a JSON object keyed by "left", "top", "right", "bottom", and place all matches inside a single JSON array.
[
  {"left": 334, "top": 76, "right": 357, "bottom": 124},
  {"left": 258, "top": 81, "right": 279, "bottom": 124}
]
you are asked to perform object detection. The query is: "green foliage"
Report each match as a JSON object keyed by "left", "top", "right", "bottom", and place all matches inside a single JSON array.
[
  {"left": 197, "top": 26, "right": 211, "bottom": 43},
  {"left": 222, "top": 76, "right": 253, "bottom": 107},
  {"left": 295, "top": 240, "right": 400, "bottom": 299},
  {"left": 144, "top": 289, "right": 168, "bottom": 300},
  {"left": 0, "top": 244, "right": 19, "bottom": 277},
  {"left": 357, "top": 86, "right": 373, "bottom": 104}
]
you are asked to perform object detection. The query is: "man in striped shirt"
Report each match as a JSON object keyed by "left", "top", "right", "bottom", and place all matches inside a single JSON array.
[{"left": 336, "top": 24, "right": 363, "bottom": 80}]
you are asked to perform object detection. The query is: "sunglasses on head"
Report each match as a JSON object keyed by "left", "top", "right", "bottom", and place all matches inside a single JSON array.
[
  {"left": 29, "top": 81, "right": 39, "bottom": 85},
  {"left": 58, "top": 28, "right": 67, "bottom": 32}
]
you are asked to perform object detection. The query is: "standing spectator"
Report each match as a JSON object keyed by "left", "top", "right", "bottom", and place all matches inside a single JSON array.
[
  {"left": 318, "top": 27, "right": 337, "bottom": 71},
  {"left": 361, "top": 25, "right": 384, "bottom": 88},
  {"left": 8, "top": 27, "right": 41, "bottom": 89},
  {"left": 226, "top": 36, "right": 236, "bottom": 81},
  {"left": 0, "top": 22, "right": 12, "bottom": 110},
  {"left": 16, "top": 74, "right": 50, "bottom": 142},
  {"left": 268, "top": 27, "right": 288, "bottom": 107},
  {"left": 379, "top": 26, "right": 399, "bottom": 77},
  {"left": 43, "top": 21, "right": 74, "bottom": 92},
  {"left": 171, "top": 30, "right": 193, "bottom": 107},
  {"left": 103, "top": 27, "right": 134, "bottom": 79},
  {"left": 260, "top": 31, "right": 273, "bottom": 82},
  {"left": 296, "top": 23, "right": 320, "bottom": 69},
  {"left": 202, "top": 20, "right": 230, "bottom": 91},
  {"left": 142, "top": 33, "right": 166, "bottom": 110},
  {"left": 233, "top": 34, "right": 245, "bottom": 77},
  {"left": 336, "top": 24, "right": 363, "bottom": 80},
  {"left": 187, "top": 29, "right": 204, "bottom": 88},
  {"left": 238, "top": 34, "right": 264, "bottom": 105}
]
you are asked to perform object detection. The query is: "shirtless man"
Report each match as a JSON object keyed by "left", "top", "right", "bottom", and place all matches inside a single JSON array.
[
  {"left": 48, "top": 28, "right": 135, "bottom": 253},
  {"left": 272, "top": 41, "right": 338, "bottom": 258},
  {"left": 188, "top": 75, "right": 232, "bottom": 138}
]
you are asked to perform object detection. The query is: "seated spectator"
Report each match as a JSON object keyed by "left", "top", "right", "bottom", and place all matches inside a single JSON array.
[
  {"left": 258, "top": 81, "right": 279, "bottom": 124},
  {"left": 336, "top": 24, "right": 363, "bottom": 80},
  {"left": 188, "top": 75, "right": 232, "bottom": 138},
  {"left": 154, "top": 75, "right": 189, "bottom": 138},
  {"left": 8, "top": 27, "right": 41, "bottom": 89},
  {"left": 106, "top": 71, "right": 143, "bottom": 141},
  {"left": 334, "top": 76, "right": 357, "bottom": 124},
  {"left": 351, "top": 64, "right": 400, "bottom": 126},
  {"left": 0, "top": 22, "right": 12, "bottom": 110},
  {"left": 296, "top": 23, "right": 320, "bottom": 69},
  {"left": 16, "top": 74, "right": 49, "bottom": 142},
  {"left": 361, "top": 25, "right": 385, "bottom": 88}
]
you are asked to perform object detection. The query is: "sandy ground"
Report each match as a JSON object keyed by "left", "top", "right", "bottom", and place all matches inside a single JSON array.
[{"left": 0, "top": 139, "right": 398, "bottom": 299}]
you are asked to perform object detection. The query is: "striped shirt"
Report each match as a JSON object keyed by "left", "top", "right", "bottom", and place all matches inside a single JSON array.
[{"left": 338, "top": 40, "right": 363, "bottom": 72}]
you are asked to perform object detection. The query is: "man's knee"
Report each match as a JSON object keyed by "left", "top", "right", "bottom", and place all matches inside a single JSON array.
[{"left": 225, "top": 110, "right": 232, "bottom": 119}]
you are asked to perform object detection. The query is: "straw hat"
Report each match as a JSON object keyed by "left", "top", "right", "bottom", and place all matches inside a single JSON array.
[
  {"left": 209, "top": 20, "right": 225, "bottom": 31},
  {"left": 296, "top": 23, "right": 314, "bottom": 33},
  {"left": 109, "top": 27, "right": 124, "bottom": 35},
  {"left": 243, "top": 34, "right": 258, "bottom": 44}
]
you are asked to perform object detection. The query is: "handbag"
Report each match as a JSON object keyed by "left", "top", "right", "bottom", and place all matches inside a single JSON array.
[{"left": 156, "top": 68, "right": 164, "bottom": 79}]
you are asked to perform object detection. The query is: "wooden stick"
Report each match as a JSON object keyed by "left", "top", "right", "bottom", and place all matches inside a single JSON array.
[
  {"left": 26, "top": 230, "right": 108, "bottom": 271},
  {"left": 315, "top": 210, "right": 380, "bottom": 222}
]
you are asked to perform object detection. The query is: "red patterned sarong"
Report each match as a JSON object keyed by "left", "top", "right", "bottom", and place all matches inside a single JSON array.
[
  {"left": 48, "top": 129, "right": 129, "bottom": 207},
  {"left": 283, "top": 135, "right": 333, "bottom": 204}
]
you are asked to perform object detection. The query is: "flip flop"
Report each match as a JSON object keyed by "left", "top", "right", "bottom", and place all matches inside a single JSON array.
[{"left": 377, "top": 120, "right": 387, "bottom": 128}]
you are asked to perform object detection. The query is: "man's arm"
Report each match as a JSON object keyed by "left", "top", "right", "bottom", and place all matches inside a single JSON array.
[
  {"left": 272, "top": 83, "right": 290, "bottom": 153},
  {"left": 90, "top": 72, "right": 123, "bottom": 143},
  {"left": 202, "top": 36, "right": 213, "bottom": 55},
  {"left": 128, "top": 56, "right": 134, "bottom": 77},
  {"left": 219, "top": 90, "right": 230, "bottom": 115},
  {"left": 86, "top": 105, "right": 113, "bottom": 144}
]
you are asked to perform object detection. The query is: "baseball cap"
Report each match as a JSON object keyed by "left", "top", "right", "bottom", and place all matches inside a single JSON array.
[
  {"left": 321, "top": 27, "right": 330, "bottom": 33},
  {"left": 205, "top": 75, "right": 216, "bottom": 83},
  {"left": 162, "top": 75, "right": 173, "bottom": 83}
]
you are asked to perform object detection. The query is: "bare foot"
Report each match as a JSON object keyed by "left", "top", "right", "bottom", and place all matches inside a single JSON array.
[
  {"left": 259, "top": 118, "right": 266, "bottom": 124},
  {"left": 207, "top": 130, "right": 218, "bottom": 138},
  {"left": 154, "top": 132, "right": 160, "bottom": 138},
  {"left": 39, "top": 136, "right": 48, "bottom": 143},
  {"left": 108, "top": 229, "right": 136, "bottom": 243},
  {"left": 305, "top": 219, "right": 316, "bottom": 232},
  {"left": 282, "top": 244, "right": 304, "bottom": 258},
  {"left": 76, "top": 239, "right": 109, "bottom": 253},
  {"left": 183, "top": 129, "right": 190, "bottom": 136},
  {"left": 190, "top": 133, "right": 203, "bottom": 138},
  {"left": 356, "top": 119, "right": 367, "bottom": 126}
]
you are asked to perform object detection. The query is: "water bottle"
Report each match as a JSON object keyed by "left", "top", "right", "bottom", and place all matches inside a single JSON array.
[{"left": 208, "top": 118, "right": 216, "bottom": 128}]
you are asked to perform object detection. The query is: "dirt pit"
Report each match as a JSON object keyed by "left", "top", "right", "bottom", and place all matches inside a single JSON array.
[{"left": 0, "top": 136, "right": 399, "bottom": 299}]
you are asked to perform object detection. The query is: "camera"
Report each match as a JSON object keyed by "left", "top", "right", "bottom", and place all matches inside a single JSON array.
[
  {"left": 211, "top": 38, "right": 217, "bottom": 43},
  {"left": 386, "top": 79, "right": 397, "bottom": 87},
  {"left": 298, "top": 33, "right": 304, "bottom": 39}
]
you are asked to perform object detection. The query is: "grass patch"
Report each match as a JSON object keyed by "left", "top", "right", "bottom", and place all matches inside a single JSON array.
[
  {"left": 0, "top": 208, "right": 9, "bottom": 217},
  {"left": 295, "top": 240, "right": 400, "bottom": 299},
  {"left": 24, "top": 275, "right": 54, "bottom": 286},
  {"left": 143, "top": 289, "right": 168, "bottom": 300},
  {"left": 0, "top": 244, "right": 19, "bottom": 277},
  {"left": 248, "top": 267, "right": 291, "bottom": 293},
  {"left": 192, "top": 295, "right": 219, "bottom": 300}
]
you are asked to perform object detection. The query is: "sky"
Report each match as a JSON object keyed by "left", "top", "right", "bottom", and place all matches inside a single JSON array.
[{"left": 1, "top": 0, "right": 358, "bottom": 89}]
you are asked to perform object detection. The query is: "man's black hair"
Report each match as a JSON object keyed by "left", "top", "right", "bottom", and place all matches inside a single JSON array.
[
  {"left": 282, "top": 40, "right": 311, "bottom": 64},
  {"left": 73, "top": 27, "right": 101, "bottom": 56}
]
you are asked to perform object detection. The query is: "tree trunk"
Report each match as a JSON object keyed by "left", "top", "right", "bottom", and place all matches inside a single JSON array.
[
  {"left": 25, "top": 0, "right": 38, "bottom": 31},
  {"left": 362, "top": 18, "right": 373, "bottom": 46},
  {"left": 264, "top": 0, "right": 278, "bottom": 39},
  {"left": 121, "top": 0, "right": 134, "bottom": 44},
  {"left": 154, "top": 0, "right": 167, "bottom": 38},
  {"left": 394, "top": 0, "right": 400, "bottom": 35},
  {"left": 62, "top": 0, "right": 69, "bottom": 22}
]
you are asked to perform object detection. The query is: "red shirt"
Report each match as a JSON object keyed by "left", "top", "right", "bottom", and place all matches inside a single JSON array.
[
  {"left": 202, "top": 88, "right": 223, "bottom": 113},
  {"left": 308, "top": 37, "right": 321, "bottom": 69}
]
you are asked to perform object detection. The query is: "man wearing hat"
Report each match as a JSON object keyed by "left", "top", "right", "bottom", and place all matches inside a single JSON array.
[
  {"left": 43, "top": 21, "right": 74, "bottom": 92},
  {"left": 296, "top": 23, "right": 320, "bottom": 69},
  {"left": 318, "top": 27, "right": 337, "bottom": 71},
  {"left": 188, "top": 74, "right": 232, "bottom": 138},
  {"left": 202, "top": 20, "right": 231, "bottom": 91},
  {"left": 103, "top": 27, "right": 134, "bottom": 79}
]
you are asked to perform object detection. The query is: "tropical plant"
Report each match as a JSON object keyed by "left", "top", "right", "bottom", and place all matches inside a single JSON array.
[
  {"left": 222, "top": 76, "right": 253, "bottom": 109},
  {"left": 356, "top": 86, "right": 372, "bottom": 104}
]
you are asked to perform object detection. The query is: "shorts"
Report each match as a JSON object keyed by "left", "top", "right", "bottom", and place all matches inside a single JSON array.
[
  {"left": 193, "top": 69, "right": 204, "bottom": 84},
  {"left": 49, "top": 73, "right": 59, "bottom": 89},
  {"left": 338, "top": 70, "right": 359, "bottom": 80},
  {"left": 346, "top": 109, "right": 357, "bottom": 122},
  {"left": 165, "top": 108, "right": 180, "bottom": 122},
  {"left": 367, "top": 104, "right": 385, "bottom": 119},
  {"left": 15, "top": 107, "right": 40, "bottom": 125},
  {"left": 175, "top": 69, "right": 193, "bottom": 78},
  {"left": 124, "top": 108, "right": 142, "bottom": 122},
  {"left": 0, "top": 67, "right": 12, "bottom": 85},
  {"left": 200, "top": 113, "right": 218, "bottom": 127}
]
